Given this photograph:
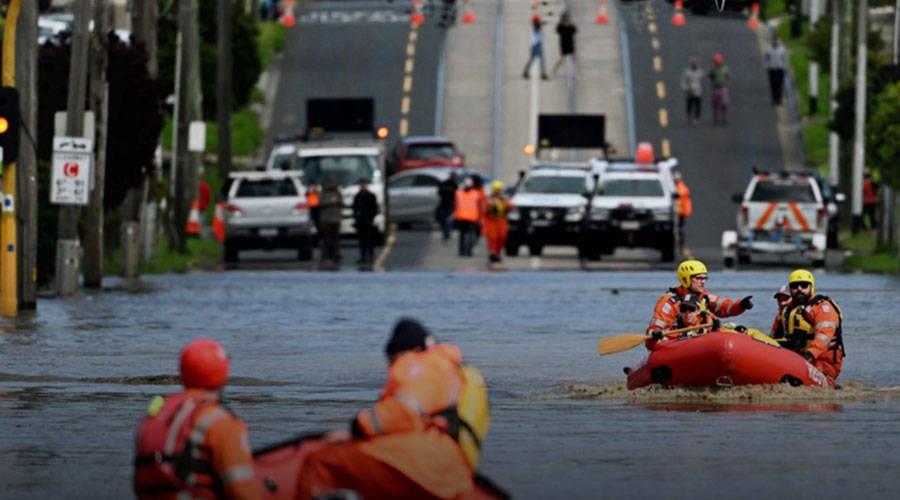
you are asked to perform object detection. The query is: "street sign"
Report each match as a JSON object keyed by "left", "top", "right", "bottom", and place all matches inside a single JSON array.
[
  {"left": 51, "top": 136, "right": 94, "bottom": 206},
  {"left": 188, "top": 121, "right": 206, "bottom": 153}
]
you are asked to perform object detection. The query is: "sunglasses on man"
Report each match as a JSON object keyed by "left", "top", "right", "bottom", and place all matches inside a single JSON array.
[{"left": 789, "top": 282, "right": 811, "bottom": 290}]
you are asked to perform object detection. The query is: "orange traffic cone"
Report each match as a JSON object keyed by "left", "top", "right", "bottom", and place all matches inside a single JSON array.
[
  {"left": 411, "top": 0, "right": 425, "bottom": 26},
  {"left": 212, "top": 202, "right": 225, "bottom": 243},
  {"left": 462, "top": 0, "right": 475, "bottom": 24},
  {"left": 747, "top": 2, "right": 760, "bottom": 31},
  {"left": 280, "top": 0, "right": 295, "bottom": 27},
  {"left": 185, "top": 200, "right": 201, "bottom": 237},
  {"left": 672, "top": 0, "right": 686, "bottom": 27},
  {"left": 595, "top": 0, "right": 608, "bottom": 25}
]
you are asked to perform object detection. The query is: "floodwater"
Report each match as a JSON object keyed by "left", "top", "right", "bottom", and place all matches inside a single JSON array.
[{"left": 1, "top": 270, "right": 899, "bottom": 499}]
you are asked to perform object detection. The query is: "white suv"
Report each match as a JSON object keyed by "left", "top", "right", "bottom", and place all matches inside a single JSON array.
[{"left": 722, "top": 172, "right": 827, "bottom": 268}]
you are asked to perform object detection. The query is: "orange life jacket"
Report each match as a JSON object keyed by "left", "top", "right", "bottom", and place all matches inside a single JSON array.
[
  {"left": 307, "top": 190, "right": 320, "bottom": 208},
  {"left": 676, "top": 180, "right": 692, "bottom": 217},
  {"left": 454, "top": 189, "right": 481, "bottom": 222}
]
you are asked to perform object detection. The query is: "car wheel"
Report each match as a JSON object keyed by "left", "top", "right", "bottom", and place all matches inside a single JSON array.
[
  {"left": 737, "top": 252, "right": 751, "bottom": 265},
  {"left": 297, "top": 244, "right": 313, "bottom": 261},
  {"left": 224, "top": 241, "right": 239, "bottom": 263},
  {"left": 505, "top": 240, "right": 520, "bottom": 257},
  {"left": 528, "top": 243, "right": 543, "bottom": 257}
]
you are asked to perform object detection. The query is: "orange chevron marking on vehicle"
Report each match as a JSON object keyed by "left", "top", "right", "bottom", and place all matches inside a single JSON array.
[
  {"left": 755, "top": 202, "right": 777, "bottom": 230},
  {"left": 788, "top": 202, "right": 810, "bottom": 231}
]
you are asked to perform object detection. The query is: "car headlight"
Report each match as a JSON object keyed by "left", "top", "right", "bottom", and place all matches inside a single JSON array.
[
  {"left": 565, "top": 206, "right": 586, "bottom": 222},
  {"left": 508, "top": 208, "right": 520, "bottom": 221},
  {"left": 652, "top": 209, "right": 671, "bottom": 221}
]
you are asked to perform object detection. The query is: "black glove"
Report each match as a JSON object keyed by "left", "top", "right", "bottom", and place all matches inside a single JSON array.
[
  {"left": 803, "top": 351, "right": 815, "bottom": 363},
  {"left": 740, "top": 296, "right": 754, "bottom": 310},
  {"left": 712, "top": 318, "right": 721, "bottom": 331},
  {"left": 650, "top": 330, "right": 663, "bottom": 341}
]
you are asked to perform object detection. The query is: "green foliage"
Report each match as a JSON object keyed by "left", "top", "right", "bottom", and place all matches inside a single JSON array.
[
  {"left": 205, "top": 109, "right": 263, "bottom": 157},
  {"left": 806, "top": 16, "right": 831, "bottom": 70},
  {"left": 843, "top": 252, "right": 900, "bottom": 273},
  {"left": 138, "top": 237, "right": 222, "bottom": 274},
  {"left": 158, "top": 0, "right": 262, "bottom": 118},
  {"left": 257, "top": 21, "right": 287, "bottom": 69},
  {"left": 867, "top": 83, "right": 900, "bottom": 190}
]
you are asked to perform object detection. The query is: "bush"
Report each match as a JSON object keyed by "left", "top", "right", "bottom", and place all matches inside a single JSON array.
[{"left": 867, "top": 82, "right": 900, "bottom": 190}]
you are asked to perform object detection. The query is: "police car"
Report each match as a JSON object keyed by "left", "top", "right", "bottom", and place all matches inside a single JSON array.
[
  {"left": 506, "top": 164, "right": 592, "bottom": 257},
  {"left": 584, "top": 145, "right": 678, "bottom": 262},
  {"left": 722, "top": 171, "right": 828, "bottom": 268}
]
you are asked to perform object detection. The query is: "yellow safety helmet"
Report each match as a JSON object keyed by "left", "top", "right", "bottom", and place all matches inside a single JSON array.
[
  {"left": 491, "top": 180, "right": 504, "bottom": 193},
  {"left": 677, "top": 259, "right": 708, "bottom": 288},
  {"left": 788, "top": 268, "right": 815, "bottom": 295}
]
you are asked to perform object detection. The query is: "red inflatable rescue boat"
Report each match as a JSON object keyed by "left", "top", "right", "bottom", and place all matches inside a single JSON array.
[
  {"left": 625, "top": 331, "right": 834, "bottom": 390},
  {"left": 253, "top": 434, "right": 510, "bottom": 499}
]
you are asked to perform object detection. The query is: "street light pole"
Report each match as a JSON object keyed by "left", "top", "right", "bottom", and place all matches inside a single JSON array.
[
  {"left": 809, "top": 0, "right": 822, "bottom": 114},
  {"left": 851, "top": 0, "right": 867, "bottom": 232},
  {"left": 828, "top": 0, "right": 840, "bottom": 185}
]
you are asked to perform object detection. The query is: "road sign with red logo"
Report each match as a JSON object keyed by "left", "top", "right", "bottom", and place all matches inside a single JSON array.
[{"left": 51, "top": 136, "right": 93, "bottom": 205}]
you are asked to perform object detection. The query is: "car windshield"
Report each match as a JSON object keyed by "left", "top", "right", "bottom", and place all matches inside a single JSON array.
[
  {"left": 235, "top": 178, "right": 297, "bottom": 197},
  {"left": 270, "top": 152, "right": 297, "bottom": 171},
  {"left": 520, "top": 176, "right": 585, "bottom": 194},
  {"left": 407, "top": 144, "right": 456, "bottom": 160},
  {"left": 601, "top": 179, "right": 664, "bottom": 197},
  {"left": 750, "top": 179, "right": 816, "bottom": 202},
  {"left": 301, "top": 155, "right": 378, "bottom": 187}
]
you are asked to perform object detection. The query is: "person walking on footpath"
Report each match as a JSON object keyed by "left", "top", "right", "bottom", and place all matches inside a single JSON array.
[
  {"left": 552, "top": 12, "right": 577, "bottom": 78},
  {"left": 318, "top": 176, "right": 344, "bottom": 270},
  {"left": 709, "top": 53, "right": 731, "bottom": 125},
  {"left": 863, "top": 169, "right": 878, "bottom": 230},
  {"left": 454, "top": 177, "right": 481, "bottom": 257},
  {"left": 436, "top": 171, "right": 458, "bottom": 242},
  {"left": 680, "top": 56, "right": 704, "bottom": 124},
  {"left": 522, "top": 16, "right": 549, "bottom": 80},
  {"left": 673, "top": 171, "right": 692, "bottom": 251},
  {"left": 764, "top": 37, "right": 787, "bottom": 105},
  {"left": 352, "top": 178, "right": 379, "bottom": 267}
]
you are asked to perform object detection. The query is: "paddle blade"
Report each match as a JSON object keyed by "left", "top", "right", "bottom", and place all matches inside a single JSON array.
[{"left": 598, "top": 334, "right": 648, "bottom": 356}]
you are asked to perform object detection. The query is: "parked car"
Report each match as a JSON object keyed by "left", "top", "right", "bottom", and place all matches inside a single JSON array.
[
  {"left": 387, "top": 136, "right": 464, "bottom": 174},
  {"left": 665, "top": 0, "right": 756, "bottom": 15},
  {"left": 506, "top": 164, "right": 592, "bottom": 257},
  {"left": 722, "top": 171, "right": 828, "bottom": 268},
  {"left": 222, "top": 171, "right": 314, "bottom": 263},
  {"left": 806, "top": 171, "right": 846, "bottom": 248},
  {"left": 389, "top": 167, "right": 456, "bottom": 228}
]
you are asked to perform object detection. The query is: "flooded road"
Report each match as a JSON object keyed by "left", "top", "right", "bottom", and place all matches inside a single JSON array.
[{"left": 2, "top": 270, "right": 900, "bottom": 499}]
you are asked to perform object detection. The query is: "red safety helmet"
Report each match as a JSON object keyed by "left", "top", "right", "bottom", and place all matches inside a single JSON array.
[{"left": 180, "top": 338, "right": 229, "bottom": 390}]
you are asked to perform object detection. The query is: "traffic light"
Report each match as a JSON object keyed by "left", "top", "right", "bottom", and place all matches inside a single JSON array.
[{"left": 0, "top": 87, "right": 20, "bottom": 165}]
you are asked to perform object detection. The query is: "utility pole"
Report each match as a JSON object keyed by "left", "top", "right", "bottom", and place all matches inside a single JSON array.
[
  {"left": 55, "top": 0, "right": 92, "bottom": 296},
  {"left": 851, "top": 0, "right": 867, "bottom": 232},
  {"left": 83, "top": 0, "right": 110, "bottom": 288},
  {"left": 173, "top": 0, "right": 201, "bottom": 252},
  {"left": 808, "top": 0, "right": 822, "bottom": 114},
  {"left": 828, "top": 0, "right": 840, "bottom": 185},
  {"left": 15, "top": 0, "right": 37, "bottom": 309},
  {"left": 0, "top": 0, "right": 22, "bottom": 317},
  {"left": 217, "top": 0, "right": 234, "bottom": 179}
]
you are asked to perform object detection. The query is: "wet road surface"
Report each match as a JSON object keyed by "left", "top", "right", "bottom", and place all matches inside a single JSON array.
[{"left": 2, "top": 270, "right": 900, "bottom": 498}]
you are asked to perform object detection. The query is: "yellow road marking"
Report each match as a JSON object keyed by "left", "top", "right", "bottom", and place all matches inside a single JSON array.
[
  {"left": 657, "top": 81, "right": 666, "bottom": 99},
  {"left": 648, "top": 22, "right": 657, "bottom": 33},
  {"left": 410, "top": 30, "right": 418, "bottom": 42},
  {"left": 399, "top": 118, "right": 408, "bottom": 136},
  {"left": 651, "top": 37, "right": 660, "bottom": 50},
  {"left": 662, "top": 138, "right": 671, "bottom": 157},
  {"left": 403, "top": 75, "right": 412, "bottom": 92},
  {"left": 373, "top": 223, "right": 397, "bottom": 271},
  {"left": 401, "top": 96, "right": 410, "bottom": 115},
  {"left": 405, "top": 59, "right": 414, "bottom": 74},
  {"left": 659, "top": 108, "right": 668, "bottom": 127},
  {"left": 407, "top": 43, "right": 415, "bottom": 57},
  {"left": 653, "top": 56, "right": 662, "bottom": 72}
]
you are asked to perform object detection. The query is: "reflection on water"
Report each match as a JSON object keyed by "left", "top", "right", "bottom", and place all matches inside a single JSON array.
[{"left": 1, "top": 271, "right": 900, "bottom": 499}]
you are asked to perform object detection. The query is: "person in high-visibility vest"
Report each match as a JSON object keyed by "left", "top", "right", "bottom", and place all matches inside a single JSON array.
[
  {"left": 454, "top": 177, "right": 482, "bottom": 257},
  {"left": 483, "top": 181, "right": 512, "bottom": 263},
  {"left": 673, "top": 171, "right": 692, "bottom": 251}
]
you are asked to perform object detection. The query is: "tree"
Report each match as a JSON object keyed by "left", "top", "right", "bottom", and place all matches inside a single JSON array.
[
  {"left": 867, "top": 82, "right": 900, "bottom": 189},
  {"left": 158, "top": 0, "right": 261, "bottom": 118}
]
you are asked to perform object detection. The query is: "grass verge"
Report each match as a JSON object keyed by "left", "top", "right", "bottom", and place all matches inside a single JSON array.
[{"left": 106, "top": 237, "right": 221, "bottom": 277}]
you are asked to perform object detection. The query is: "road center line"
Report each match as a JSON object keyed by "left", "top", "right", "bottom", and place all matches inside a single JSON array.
[
  {"left": 405, "top": 58, "right": 414, "bottom": 74},
  {"left": 399, "top": 117, "right": 409, "bottom": 136},
  {"left": 659, "top": 108, "right": 668, "bottom": 127},
  {"left": 403, "top": 75, "right": 412, "bottom": 92},
  {"left": 657, "top": 81, "right": 666, "bottom": 99},
  {"left": 648, "top": 22, "right": 657, "bottom": 34},
  {"left": 662, "top": 138, "right": 671, "bottom": 157},
  {"left": 401, "top": 96, "right": 410, "bottom": 114},
  {"left": 651, "top": 37, "right": 660, "bottom": 50},
  {"left": 653, "top": 56, "right": 662, "bottom": 72}
]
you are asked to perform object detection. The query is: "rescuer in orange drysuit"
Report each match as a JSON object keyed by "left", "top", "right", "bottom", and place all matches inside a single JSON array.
[
  {"left": 133, "top": 338, "right": 260, "bottom": 500},
  {"left": 297, "top": 319, "right": 476, "bottom": 499},
  {"left": 482, "top": 181, "right": 512, "bottom": 264}
]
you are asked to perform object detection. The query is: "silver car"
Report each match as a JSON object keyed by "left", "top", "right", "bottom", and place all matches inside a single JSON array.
[
  {"left": 388, "top": 167, "right": 467, "bottom": 228},
  {"left": 222, "top": 172, "right": 314, "bottom": 262}
]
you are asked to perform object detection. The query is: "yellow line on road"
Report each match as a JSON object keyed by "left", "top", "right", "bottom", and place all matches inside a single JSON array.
[
  {"left": 653, "top": 56, "right": 662, "bottom": 72},
  {"left": 401, "top": 96, "right": 410, "bottom": 115},
  {"left": 407, "top": 43, "right": 415, "bottom": 57},
  {"left": 651, "top": 37, "right": 660, "bottom": 50},
  {"left": 399, "top": 118, "right": 408, "bottom": 136},
  {"left": 659, "top": 108, "right": 668, "bottom": 127},
  {"left": 662, "top": 138, "right": 671, "bottom": 157},
  {"left": 373, "top": 223, "right": 397, "bottom": 271},
  {"left": 403, "top": 75, "right": 412, "bottom": 92},
  {"left": 410, "top": 30, "right": 417, "bottom": 42},
  {"left": 405, "top": 59, "right": 414, "bottom": 74},
  {"left": 656, "top": 81, "right": 666, "bottom": 99},
  {"left": 648, "top": 22, "right": 657, "bottom": 34}
]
